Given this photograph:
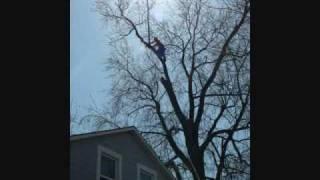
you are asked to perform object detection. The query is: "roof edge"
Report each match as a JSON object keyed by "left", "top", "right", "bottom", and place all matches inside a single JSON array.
[{"left": 70, "top": 126, "right": 137, "bottom": 141}]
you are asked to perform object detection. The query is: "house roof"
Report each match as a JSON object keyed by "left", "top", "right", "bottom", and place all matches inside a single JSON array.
[
  {"left": 70, "top": 126, "right": 138, "bottom": 141},
  {"left": 70, "top": 126, "right": 175, "bottom": 180}
]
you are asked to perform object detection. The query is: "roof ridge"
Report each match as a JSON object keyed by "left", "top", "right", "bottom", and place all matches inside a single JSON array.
[{"left": 70, "top": 126, "right": 137, "bottom": 137}]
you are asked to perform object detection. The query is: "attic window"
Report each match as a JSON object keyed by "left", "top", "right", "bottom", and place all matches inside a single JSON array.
[
  {"left": 97, "top": 146, "right": 122, "bottom": 180},
  {"left": 137, "top": 163, "right": 157, "bottom": 180},
  {"left": 100, "top": 154, "right": 116, "bottom": 180},
  {"left": 140, "top": 169, "right": 154, "bottom": 180}
]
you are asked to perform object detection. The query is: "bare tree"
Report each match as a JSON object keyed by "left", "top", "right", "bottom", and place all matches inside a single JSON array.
[{"left": 92, "top": 0, "right": 250, "bottom": 179}]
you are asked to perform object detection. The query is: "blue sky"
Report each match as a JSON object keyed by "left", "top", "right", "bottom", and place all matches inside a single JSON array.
[
  {"left": 70, "top": 0, "right": 172, "bottom": 120},
  {"left": 70, "top": 0, "right": 178, "bottom": 134},
  {"left": 70, "top": 0, "right": 111, "bottom": 120}
]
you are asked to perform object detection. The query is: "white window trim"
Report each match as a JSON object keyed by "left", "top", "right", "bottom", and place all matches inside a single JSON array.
[
  {"left": 137, "top": 163, "right": 157, "bottom": 180},
  {"left": 97, "top": 145, "right": 122, "bottom": 180}
]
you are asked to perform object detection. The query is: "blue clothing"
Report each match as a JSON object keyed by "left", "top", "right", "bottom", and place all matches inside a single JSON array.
[{"left": 156, "top": 44, "right": 165, "bottom": 59}]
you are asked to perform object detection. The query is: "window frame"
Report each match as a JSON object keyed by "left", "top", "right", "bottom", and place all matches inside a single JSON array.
[
  {"left": 137, "top": 163, "right": 157, "bottom": 180},
  {"left": 97, "top": 145, "right": 122, "bottom": 180}
]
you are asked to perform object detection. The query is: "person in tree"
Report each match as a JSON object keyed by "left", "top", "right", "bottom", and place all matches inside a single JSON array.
[{"left": 150, "top": 37, "right": 166, "bottom": 60}]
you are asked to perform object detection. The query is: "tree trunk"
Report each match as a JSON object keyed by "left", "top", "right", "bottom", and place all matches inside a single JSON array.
[{"left": 185, "top": 121, "right": 205, "bottom": 180}]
